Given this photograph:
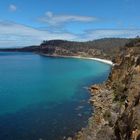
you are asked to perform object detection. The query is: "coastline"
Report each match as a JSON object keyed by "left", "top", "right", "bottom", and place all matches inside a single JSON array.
[
  {"left": 39, "top": 53, "right": 116, "bottom": 139},
  {"left": 0, "top": 39, "right": 139, "bottom": 140},
  {"left": 71, "top": 46, "right": 140, "bottom": 140},
  {"left": 40, "top": 53, "right": 114, "bottom": 66}
]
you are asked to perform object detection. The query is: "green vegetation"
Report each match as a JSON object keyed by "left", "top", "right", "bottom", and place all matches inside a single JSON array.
[
  {"left": 40, "top": 38, "right": 129, "bottom": 58},
  {"left": 0, "top": 38, "right": 132, "bottom": 58},
  {"left": 126, "top": 37, "right": 140, "bottom": 47}
]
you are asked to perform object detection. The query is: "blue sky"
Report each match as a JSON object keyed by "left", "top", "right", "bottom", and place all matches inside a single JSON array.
[{"left": 0, "top": 0, "right": 140, "bottom": 47}]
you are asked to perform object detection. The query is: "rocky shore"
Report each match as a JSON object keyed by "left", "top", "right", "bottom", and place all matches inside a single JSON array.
[{"left": 69, "top": 41, "right": 140, "bottom": 140}]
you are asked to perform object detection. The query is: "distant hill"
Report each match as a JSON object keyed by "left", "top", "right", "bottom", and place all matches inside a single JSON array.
[
  {"left": 39, "top": 38, "right": 130, "bottom": 58},
  {"left": 0, "top": 38, "right": 130, "bottom": 59},
  {"left": 86, "top": 38, "right": 129, "bottom": 54},
  {"left": 126, "top": 37, "right": 140, "bottom": 47}
]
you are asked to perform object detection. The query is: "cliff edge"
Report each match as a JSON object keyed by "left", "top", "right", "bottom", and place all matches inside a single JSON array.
[{"left": 70, "top": 39, "right": 140, "bottom": 140}]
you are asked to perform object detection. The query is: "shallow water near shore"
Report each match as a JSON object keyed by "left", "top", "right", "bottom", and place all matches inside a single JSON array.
[{"left": 0, "top": 52, "right": 111, "bottom": 140}]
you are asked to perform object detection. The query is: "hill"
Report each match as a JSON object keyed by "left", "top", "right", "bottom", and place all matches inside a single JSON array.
[{"left": 0, "top": 38, "right": 130, "bottom": 59}]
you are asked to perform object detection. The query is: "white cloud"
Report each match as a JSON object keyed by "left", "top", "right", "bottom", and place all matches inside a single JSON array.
[
  {"left": 39, "top": 11, "right": 97, "bottom": 26},
  {"left": 9, "top": 4, "right": 17, "bottom": 12},
  {"left": 0, "top": 21, "right": 77, "bottom": 48},
  {"left": 0, "top": 21, "right": 140, "bottom": 48},
  {"left": 79, "top": 29, "right": 140, "bottom": 41}
]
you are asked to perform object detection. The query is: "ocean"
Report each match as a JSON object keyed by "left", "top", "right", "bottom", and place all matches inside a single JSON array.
[{"left": 0, "top": 52, "right": 111, "bottom": 140}]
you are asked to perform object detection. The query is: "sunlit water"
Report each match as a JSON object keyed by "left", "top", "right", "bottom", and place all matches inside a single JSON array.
[{"left": 0, "top": 52, "right": 111, "bottom": 140}]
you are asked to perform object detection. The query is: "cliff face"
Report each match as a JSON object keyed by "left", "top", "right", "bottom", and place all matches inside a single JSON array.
[
  {"left": 70, "top": 42, "right": 140, "bottom": 140},
  {"left": 114, "top": 46, "right": 140, "bottom": 140}
]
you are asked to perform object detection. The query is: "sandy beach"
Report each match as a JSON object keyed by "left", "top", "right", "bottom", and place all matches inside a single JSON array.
[{"left": 40, "top": 53, "right": 114, "bottom": 66}]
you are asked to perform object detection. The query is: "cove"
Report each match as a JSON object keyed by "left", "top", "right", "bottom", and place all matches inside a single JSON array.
[{"left": 0, "top": 52, "right": 111, "bottom": 140}]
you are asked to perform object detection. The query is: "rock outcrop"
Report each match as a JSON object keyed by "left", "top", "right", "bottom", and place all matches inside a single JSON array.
[{"left": 71, "top": 40, "right": 140, "bottom": 140}]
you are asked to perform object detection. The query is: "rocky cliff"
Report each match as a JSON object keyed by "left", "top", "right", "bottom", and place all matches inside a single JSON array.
[{"left": 69, "top": 39, "right": 140, "bottom": 140}]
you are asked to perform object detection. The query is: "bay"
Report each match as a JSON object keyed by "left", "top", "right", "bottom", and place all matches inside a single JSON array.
[{"left": 0, "top": 52, "right": 111, "bottom": 140}]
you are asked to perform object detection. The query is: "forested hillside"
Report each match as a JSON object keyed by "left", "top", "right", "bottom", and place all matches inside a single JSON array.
[{"left": 0, "top": 38, "right": 130, "bottom": 59}]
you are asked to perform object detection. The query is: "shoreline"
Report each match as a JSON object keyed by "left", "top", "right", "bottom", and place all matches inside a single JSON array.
[
  {"left": 72, "top": 46, "right": 140, "bottom": 140},
  {"left": 40, "top": 53, "right": 115, "bottom": 140},
  {"left": 40, "top": 53, "right": 114, "bottom": 66}
]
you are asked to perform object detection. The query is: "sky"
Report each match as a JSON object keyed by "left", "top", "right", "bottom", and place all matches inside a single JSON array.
[{"left": 0, "top": 0, "right": 140, "bottom": 48}]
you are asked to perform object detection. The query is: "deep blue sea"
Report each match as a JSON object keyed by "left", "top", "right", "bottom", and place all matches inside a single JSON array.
[{"left": 0, "top": 52, "right": 111, "bottom": 140}]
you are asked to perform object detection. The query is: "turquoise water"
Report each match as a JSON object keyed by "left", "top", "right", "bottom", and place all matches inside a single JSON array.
[{"left": 0, "top": 52, "right": 111, "bottom": 140}]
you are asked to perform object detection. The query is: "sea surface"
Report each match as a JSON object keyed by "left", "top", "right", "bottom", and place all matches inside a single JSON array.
[{"left": 0, "top": 52, "right": 111, "bottom": 140}]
